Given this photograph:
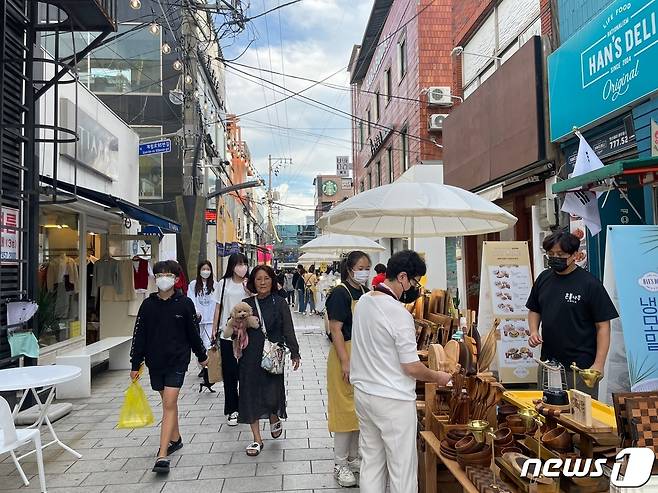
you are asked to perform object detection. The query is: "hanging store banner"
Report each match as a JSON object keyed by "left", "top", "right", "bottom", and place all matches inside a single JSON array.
[
  {"left": 652, "top": 119, "right": 658, "bottom": 157},
  {"left": 548, "top": 0, "right": 658, "bottom": 141},
  {"left": 216, "top": 242, "right": 225, "bottom": 257},
  {"left": 601, "top": 226, "right": 658, "bottom": 402},
  {"left": 477, "top": 241, "right": 539, "bottom": 384},
  {"left": 60, "top": 98, "right": 119, "bottom": 180},
  {"left": 1, "top": 206, "right": 20, "bottom": 264}
]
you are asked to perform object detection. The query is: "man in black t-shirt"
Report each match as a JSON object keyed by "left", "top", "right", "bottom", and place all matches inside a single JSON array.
[{"left": 526, "top": 231, "right": 618, "bottom": 398}]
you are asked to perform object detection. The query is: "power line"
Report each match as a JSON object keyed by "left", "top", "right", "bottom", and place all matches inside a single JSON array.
[{"left": 225, "top": 63, "right": 439, "bottom": 147}]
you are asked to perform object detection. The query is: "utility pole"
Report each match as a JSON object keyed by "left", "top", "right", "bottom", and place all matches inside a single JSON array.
[{"left": 267, "top": 155, "right": 292, "bottom": 245}]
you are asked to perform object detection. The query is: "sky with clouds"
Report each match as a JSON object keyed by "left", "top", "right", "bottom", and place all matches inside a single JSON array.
[{"left": 222, "top": 0, "right": 373, "bottom": 225}]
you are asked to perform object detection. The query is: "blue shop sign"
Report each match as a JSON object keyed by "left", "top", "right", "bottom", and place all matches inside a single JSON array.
[
  {"left": 548, "top": 0, "right": 658, "bottom": 141},
  {"left": 139, "top": 139, "right": 171, "bottom": 156}
]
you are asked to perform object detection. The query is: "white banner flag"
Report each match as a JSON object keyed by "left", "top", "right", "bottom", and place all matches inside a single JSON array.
[
  {"left": 561, "top": 134, "right": 603, "bottom": 236},
  {"left": 562, "top": 191, "right": 601, "bottom": 236}
]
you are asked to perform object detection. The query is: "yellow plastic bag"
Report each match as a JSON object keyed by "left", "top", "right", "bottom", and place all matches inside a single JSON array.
[{"left": 117, "top": 379, "right": 154, "bottom": 429}]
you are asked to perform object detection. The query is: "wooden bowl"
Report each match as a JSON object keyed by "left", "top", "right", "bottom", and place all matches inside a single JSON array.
[
  {"left": 493, "top": 427, "right": 513, "bottom": 444},
  {"left": 457, "top": 444, "right": 492, "bottom": 461},
  {"left": 541, "top": 426, "right": 572, "bottom": 451},
  {"left": 455, "top": 435, "right": 484, "bottom": 455},
  {"left": 499, "top": 446, "right": 522, "bottom": 456}
]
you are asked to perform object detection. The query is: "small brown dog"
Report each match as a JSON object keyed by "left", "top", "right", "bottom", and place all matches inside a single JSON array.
[{"left": 223, "top": 301, "right": 260, "bottom": 359}]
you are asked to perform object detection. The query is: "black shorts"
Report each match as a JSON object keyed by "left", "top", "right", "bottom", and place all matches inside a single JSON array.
[{"left": 149, "top": 369, "right": 186, "bottom": 391}]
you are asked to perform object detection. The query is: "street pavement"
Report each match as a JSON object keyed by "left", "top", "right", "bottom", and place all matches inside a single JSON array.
[{"left": 1, "top": 309, "right": 358, "bottom": 492}]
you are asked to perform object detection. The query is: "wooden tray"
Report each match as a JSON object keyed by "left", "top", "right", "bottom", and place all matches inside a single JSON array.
[
  {"left": 495, "top": 457, "right": 559, "bottom": 493},
  {"left": 503, "top": 391, "right": 617, "bottom": 429},
  {"left": 560, "top": 413, "right": 615, "bottom": 434}
]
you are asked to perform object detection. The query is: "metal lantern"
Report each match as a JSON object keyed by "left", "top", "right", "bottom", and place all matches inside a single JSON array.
[{"left": 536, "top": 359, "right": 570, "bottom": 407}]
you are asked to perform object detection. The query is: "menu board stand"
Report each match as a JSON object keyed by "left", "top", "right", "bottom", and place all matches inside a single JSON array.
[{"left": 477, "top": 241, "right": 539, "bottom": 384}]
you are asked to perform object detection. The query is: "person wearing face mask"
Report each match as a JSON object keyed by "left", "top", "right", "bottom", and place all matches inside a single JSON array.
[
  {"left": 187, "top": 261, "right": 220, "bottom": 351},
  {"left": 130, "top": 260, "right": 208, "bottom": 475},
  {"left": 526, "top": 231, "right": 618, "bottom": 398},
  {"left": 324, "top": 251, "right": 371, "bottom": 488},
  {"left": 212, "top": 253, "right": 251, "bottom": 426},
  {"left": 350, "top": 250, "right": 452, "bottom": 493}
]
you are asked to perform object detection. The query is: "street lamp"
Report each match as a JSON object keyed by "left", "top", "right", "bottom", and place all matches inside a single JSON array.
[
  {"left": 129, "top": 0, "right": 141, "bottom": 9},
  {"left": 451, "top": 46, "right": 502, "bottom": 60}
]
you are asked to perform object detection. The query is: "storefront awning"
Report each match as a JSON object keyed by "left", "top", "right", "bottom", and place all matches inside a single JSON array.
[
  {"left": 552, "top": 157, "right": 658, "bottom": 194},
  {"left": 40, "top": 177, "right": 182, "bottom": 233}
]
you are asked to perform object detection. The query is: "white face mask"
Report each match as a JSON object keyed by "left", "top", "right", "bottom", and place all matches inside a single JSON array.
[
  {"left": 353, "top": 270, "right": 370, "bottom": 285},
  {"left": 234, "top": 264, "right": 248, "bottom": 278},
  {"left": 156, "top": 276, "right": 176, "bottom": 292},
  {"left": 200, "top": 269, "right": 211, "bottom": 279}
]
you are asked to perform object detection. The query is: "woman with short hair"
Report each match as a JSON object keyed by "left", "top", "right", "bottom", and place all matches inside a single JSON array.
[{"left": 239, "top": 265, "right": 301, "bottom": 457}]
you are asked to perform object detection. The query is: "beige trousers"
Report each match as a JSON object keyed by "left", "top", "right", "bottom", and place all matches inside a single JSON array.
[{"left": 354, "top": 388, "right": 418, "bottom": 493}]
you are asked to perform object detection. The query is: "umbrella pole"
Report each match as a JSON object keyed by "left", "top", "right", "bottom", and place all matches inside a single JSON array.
[{"left": 410, "top": 217, "right": 415, "bottom": 250}]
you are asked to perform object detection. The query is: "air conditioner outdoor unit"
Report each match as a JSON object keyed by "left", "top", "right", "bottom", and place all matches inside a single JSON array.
[
  {"left": 427, "top": 86, "right": 453, "bottom": 106},
  {"left": 429, "top": 114, "right": 449, "bottom": 131},
  {"left": 537, "top": 197, "right": 558, "bottom": 229}
]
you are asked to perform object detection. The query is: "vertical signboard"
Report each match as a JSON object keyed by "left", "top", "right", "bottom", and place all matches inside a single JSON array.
[
  {"left": 336, "top": 156, "right": 352, "bottom": 177},
  {"left": 602, "top": 226, "right": 658, "bottom": 399},
  {"left": 652, "top": 119, "right": 658, "bottom": 157},
  {"left": 477, "top": 241, "right": 539, "bottom": 383},
  {"left": 1, "top": 206, "right": 20, "bottom": 264}
]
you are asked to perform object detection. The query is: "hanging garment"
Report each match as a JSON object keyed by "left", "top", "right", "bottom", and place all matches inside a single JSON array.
[
  {"left": 7, "top": 301, "right": 39, "bottom": 325},
  {"left": 46, "top": 255, "right": 78, "bottom": 293},
  {"left": 92, "top": 257, "right": 123, "bottom": 294},
  {"left": 102, "top": 259, "right": 136, "bottom": 302},
  {"left": 8, "top": 331, "right": 40, "bottom": 359},
  {"left": 132, "top": 258, "right": 153, "bottom": 292}
]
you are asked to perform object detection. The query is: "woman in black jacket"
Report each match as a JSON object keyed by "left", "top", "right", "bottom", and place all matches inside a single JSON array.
[{"left": 239, "top": 265, "right": 300, "bottom": 457}]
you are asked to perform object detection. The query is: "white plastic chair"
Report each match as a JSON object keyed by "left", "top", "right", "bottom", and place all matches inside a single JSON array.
[{"left": 0, "top": 396, "right": 47, "bottom": 492}]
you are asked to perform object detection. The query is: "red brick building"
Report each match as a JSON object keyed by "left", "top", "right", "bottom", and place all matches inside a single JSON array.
[{"left": 348, "top": 0, "right": 454, "bottom": 193}]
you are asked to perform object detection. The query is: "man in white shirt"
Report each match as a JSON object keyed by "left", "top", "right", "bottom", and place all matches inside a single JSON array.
[{"left": 350, "top": 250, "right": 452, "bottom": 493}]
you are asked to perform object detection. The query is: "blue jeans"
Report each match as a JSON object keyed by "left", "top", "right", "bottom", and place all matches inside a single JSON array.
[
  {"left": 297, "top": 288, "right": 306, "bottom": 313},
  {"left": 306, "top": 289, "right": 316, "bottom": 313}
]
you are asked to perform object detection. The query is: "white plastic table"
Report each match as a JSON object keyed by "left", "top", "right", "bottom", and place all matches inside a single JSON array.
[{"left": 0, "top": 365, "right": 82, "bottom": 459}]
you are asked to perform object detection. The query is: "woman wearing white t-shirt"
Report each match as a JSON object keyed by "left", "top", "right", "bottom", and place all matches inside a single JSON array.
[
  {"left": 187, "top": 260, "right": 220, "bottom": 350},
  {"left": 212, "top": 253, "right": 251, "bottom": 426}
]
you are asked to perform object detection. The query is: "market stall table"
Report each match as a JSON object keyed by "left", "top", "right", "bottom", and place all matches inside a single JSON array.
[
  {"left": 0, "top": 365, "right": 83, "bottom": 459},
  {"left": 502, "top": 390, "right": 618, "bottom": 457}
]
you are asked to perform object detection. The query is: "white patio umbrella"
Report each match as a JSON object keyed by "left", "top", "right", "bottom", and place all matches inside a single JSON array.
[
  {"left": 297, "top": 252, "right": 340, "bottom": 264},
  {"left": 316, "top": 182, "right": 517, "bottom": 248},
  {"left": 299, "top": 233, "right": 385, "bottom": 255}
]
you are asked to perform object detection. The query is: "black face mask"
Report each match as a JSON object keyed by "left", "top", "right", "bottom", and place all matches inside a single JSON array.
[
  {"left": 547, "top": 257, "right": 569, "bottom": 272},
  {"left": 401, "top": 286, "right": 421, "bottom": 303}
]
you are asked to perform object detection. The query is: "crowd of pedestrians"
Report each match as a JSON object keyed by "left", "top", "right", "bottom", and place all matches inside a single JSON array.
[{"left": 129, "top": 250, "right": 439, "bottom": 492}]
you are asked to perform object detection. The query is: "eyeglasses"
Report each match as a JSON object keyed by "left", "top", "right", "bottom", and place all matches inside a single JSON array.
[
  {"left": 155, "top": 273, "right": 176, "bottom": 279},
  {"left": 409, "top": 277, "right": 422, "bottom": 288},
  {"left": 545, "top": 252, "right": 571, "bottom": 259}
]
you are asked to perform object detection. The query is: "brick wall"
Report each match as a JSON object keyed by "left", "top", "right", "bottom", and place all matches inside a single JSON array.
[{"left": 351, "top": 0, "right": 453, "bottom": 191}]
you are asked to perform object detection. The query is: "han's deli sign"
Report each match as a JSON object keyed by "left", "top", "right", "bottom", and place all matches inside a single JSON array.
[{"left": 548, "top": 0, "right": 658, "bottom": 141}]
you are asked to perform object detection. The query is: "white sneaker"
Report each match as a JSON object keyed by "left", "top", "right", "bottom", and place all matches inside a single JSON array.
[
  {"left": 347, "top": 457, "right": 361, "bottom": 474},
  {"left": 334, "top": 464, "right": 357, "bottom": 488},
  {"left": 227, "top": 412, "right": 239, "bottom": 426}
]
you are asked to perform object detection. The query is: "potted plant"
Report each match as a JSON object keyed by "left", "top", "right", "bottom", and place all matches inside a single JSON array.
[{"left": 35, "top": 289, "right": 58, "bottom": 346}]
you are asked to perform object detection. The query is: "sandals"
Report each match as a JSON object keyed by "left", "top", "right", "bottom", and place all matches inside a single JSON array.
[
  {"left": 270, "top": 419, "right": 283, "bottom": 439},
  {"left": 152, "top": 458, "right": 170, "bottom": 474},
  {"left": 246, "top": 442, "right": 264, "bottom": 456}
]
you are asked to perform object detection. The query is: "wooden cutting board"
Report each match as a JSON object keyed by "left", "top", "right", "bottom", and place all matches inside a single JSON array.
[
  {"left": 612, "top": 391, "right": 658, "bottom": 447},
  {"left": 624, "top": 396, "right": 658, "bottom": 459},
  {"left": 465, "top": 466, "right": 516, "bottom": 493}
]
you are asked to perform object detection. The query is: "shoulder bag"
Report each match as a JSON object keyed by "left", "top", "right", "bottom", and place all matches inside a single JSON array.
[{"left": 254, "top": 297, "right": 287, "bottom": 375}]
